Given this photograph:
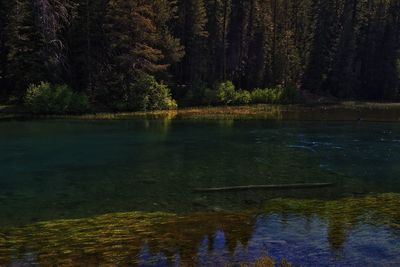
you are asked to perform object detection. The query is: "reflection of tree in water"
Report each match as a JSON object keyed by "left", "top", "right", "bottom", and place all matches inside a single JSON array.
[
  {"left": 138, "top": 226, "right": 288, "bottom": 267},
  {"left": 263, "top": 193, "right": 400, "bottom": 252},
  {"left": 1, "top": 194, "right": 400, "bottom": 266},
  {"left": 138, "top": 194, "right": 400, "bottom": 266},
  {"left": 327, "top": 212, "right": 352, "bottom": 253}
]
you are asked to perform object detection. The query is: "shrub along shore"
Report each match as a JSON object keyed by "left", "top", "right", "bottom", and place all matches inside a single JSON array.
[
  {"left": 2, "top": 76, "right": 400, "bottom": 122},
  {"left": 1, "top": 77, "right": 400, "bottom": 121},
  {"left": 17, "top": 78, "right": 300, "bottom": 115}
]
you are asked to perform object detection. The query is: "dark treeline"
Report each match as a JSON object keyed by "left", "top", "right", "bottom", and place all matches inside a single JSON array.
[{"left": 0, "top": 0, "right": 400, "bottom": 108}]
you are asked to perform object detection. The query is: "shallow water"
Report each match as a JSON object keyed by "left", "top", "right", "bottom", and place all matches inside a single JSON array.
[{"left": 1, "top": 119, "right": 400, "bottom": 266}]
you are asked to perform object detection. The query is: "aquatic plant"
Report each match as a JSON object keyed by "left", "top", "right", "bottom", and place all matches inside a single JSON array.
[{"left": 1, "top": 194, "right": 399, "bottom": 266}]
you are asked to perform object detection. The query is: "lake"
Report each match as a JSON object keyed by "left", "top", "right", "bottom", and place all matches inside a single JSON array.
[{"left": 1, "top": 118, "right": 400, "bottom": 266}]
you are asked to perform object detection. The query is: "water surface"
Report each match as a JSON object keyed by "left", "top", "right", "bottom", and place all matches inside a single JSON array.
[{"left": 0, "top": 119, "right": 399, "bottom": 265}]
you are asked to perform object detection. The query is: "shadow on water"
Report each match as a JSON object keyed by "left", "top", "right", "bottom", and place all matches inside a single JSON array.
[{"left": 1, "top": 194, "right": 399, "bottom": 266}]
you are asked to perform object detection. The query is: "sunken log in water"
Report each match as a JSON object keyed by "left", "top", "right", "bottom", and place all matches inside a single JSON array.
[{"left": 194, "top": 183, "right": 335, "bottom": 192}]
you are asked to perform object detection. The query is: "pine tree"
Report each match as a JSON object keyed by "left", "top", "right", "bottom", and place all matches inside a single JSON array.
[
  {"left": 244, "top": 0, "right": 268, "bottom": 89},
  {"left": 271, "top": 0, "right": 302, "bottom": 88},
  {"left": 1, "top": 0, "right": 399, "bottom": 102},
  {"left": 0, "top": 0, "right": 8, "bottom": 98},
  {"left": 101, "top": 0, "right": 168, "bottom": 103},
  {"left": 175, "top": 0, "right": 209, "bottom": 89},
  {"left": 378, "top": 1, "right": 400, "bottom": 100},
  {"left": 226, "top": 0, "right": 248, "bottom": 88},
  {"left": 291, "top": 0, "right": 314, "bottom": 80},
  {"left": 357, "top": 0, "right": 392, "bottom": 99},
  {"left": 325, "top": 0, "right": 359, "bottom": 98},
  {"left": 205, "top": 0, "right": 230, "bottom": 84},
  {"left": 32, "top": 0, "right": 76, "bottom": 83},
  {"left": 5, "top": 0, "right": 46, "bottom": 98},
  {"left": 67, "top": 0, "right": 108, "bottom": 97},
  {"left": 151, "top": 0, "right": 185, "bottom": 82},
  {"left": 302, "top": 0, "right": 342, "bottom": 93}
]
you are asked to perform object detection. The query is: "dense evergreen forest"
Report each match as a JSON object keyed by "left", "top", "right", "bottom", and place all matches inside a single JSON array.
[{"left": 0, "top": 0, "right": 400, "bottom": 111}]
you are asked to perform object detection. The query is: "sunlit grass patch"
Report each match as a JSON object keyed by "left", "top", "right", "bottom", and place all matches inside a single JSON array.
[
  {"left": 2, "top": 102, "right": 400, "bottom": 121},
  {"left": 175, "top": 105, "right": 285, "bottom": 120},
  {"left": 34, "top": 103, "right": 400, "bottom": 121}
]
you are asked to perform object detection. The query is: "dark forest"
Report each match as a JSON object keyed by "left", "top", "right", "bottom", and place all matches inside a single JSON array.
[{"left": 1, "top": 0, "right": 399, "bottom": 111}]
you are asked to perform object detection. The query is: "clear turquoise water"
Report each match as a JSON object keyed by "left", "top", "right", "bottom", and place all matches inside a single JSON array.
[
  {"left": 1, "top": 119, "right": 400, "bottom": 226},
  {"left": 1, "top": 119, "right": 400, "bottom": 266}
]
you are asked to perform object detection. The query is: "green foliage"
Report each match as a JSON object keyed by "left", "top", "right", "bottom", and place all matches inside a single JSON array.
[
  {"left": 250, "top": 86, "right": 301, "bottom": 104},
  {"left": 234, "top": 90, "right": 251, "bottom": 105},
  {"left": 4, "top": 0, "right": 45, "bottom": 97},
  {"left": 216, "top": 81, "right": 236, "bottom": 104},
  {"left": 251, "top": 88, "right": 270, "bottom": 104},
  {"left": 2, "top": 0, "right": 399, "bottom": 104},
  {"left": 183, "top": 81, "right": 244, "bottom": 106},
  {"left": 176, "top": 0, "right": 209, "bottom": 84},
  {"left": 183, "top": 81, "right": 302, "bottom": 106},
  {"left": 115, "top": 75, "right": 177, "bottom": 111},
  {"left": 24, "top": 82, "right": 52, "bottom": 113},
  {"left": 182, "top": 82, "right": 217, "bottom": 106},
  {"left": 250, "top": 88, "right": 283, "bottom": 104},
  {"left": 68, "top": 94, "right": 90, "bottom": 114},
  {"left": 24, "top": 82, "right": 90, "bottom": 114}
]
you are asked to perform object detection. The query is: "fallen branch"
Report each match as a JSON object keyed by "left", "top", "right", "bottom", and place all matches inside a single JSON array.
[{"left": 194, "top": 183, "right": 335, "bottom": 192}]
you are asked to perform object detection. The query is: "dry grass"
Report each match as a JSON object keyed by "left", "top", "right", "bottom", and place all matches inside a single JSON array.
[
  {"left": 1, "top": 102, "right": 400, "bottom": 121},
  {"left": 67, "top": 103, "right": 400, "bottom": 121}
]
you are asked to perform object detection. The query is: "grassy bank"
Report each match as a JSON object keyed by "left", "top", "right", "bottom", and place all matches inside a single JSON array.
[{"left": 1, "top": 102, "right": 400, "bottom": 121}]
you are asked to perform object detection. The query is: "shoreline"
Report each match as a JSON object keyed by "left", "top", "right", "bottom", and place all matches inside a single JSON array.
[{"left": 1, "top": 102, "right": 400, "bottom": 121}]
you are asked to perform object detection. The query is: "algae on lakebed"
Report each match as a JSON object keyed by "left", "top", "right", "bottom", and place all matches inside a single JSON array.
[
  {"left": 1, "top": 193, "right": 399, "bottom": 266},
  {"left": 0, "top": 211, "right": 255, "bottom": 266},
  {"left": 264, "top": 193, "right": 400, "bottom": 227}
]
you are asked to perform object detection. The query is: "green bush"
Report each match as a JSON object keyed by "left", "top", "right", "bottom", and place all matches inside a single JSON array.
[
  {"left": 24, "top": 82, "right": 90, "bottom": 114},
  {"left": 145, "top": 78, "right": 177, "bottom": 111},
  {"left": 268, "top": 87, "right": 284, "bottom": 103},
  {"left": 116, "top": 75, "right": 177, "bottom": 111},
  {"left": 234, "top": 90, "right": 251, "bottom": 105},
  {"left": 184, "top": 80, "right": 301, "bottom": 106},
  {"left": 216, "top": 81, "right": 236, "bottom": 104},
  {"left": 25, "top": 82, "right": 52, "bottom": 114},
  {"left": 251, "top": 87, "right": 298, "bottom": 104},
  {"left": 68, "top": 93, "right": 90, "bottom": 114},
  {"left": 250, "top": 88, "right": 269, "bottom": 104}
]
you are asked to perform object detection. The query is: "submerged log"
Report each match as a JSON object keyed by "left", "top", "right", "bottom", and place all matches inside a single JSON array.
[{"left": 194, "top": 182, "right": 335, "bottom": 192}]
